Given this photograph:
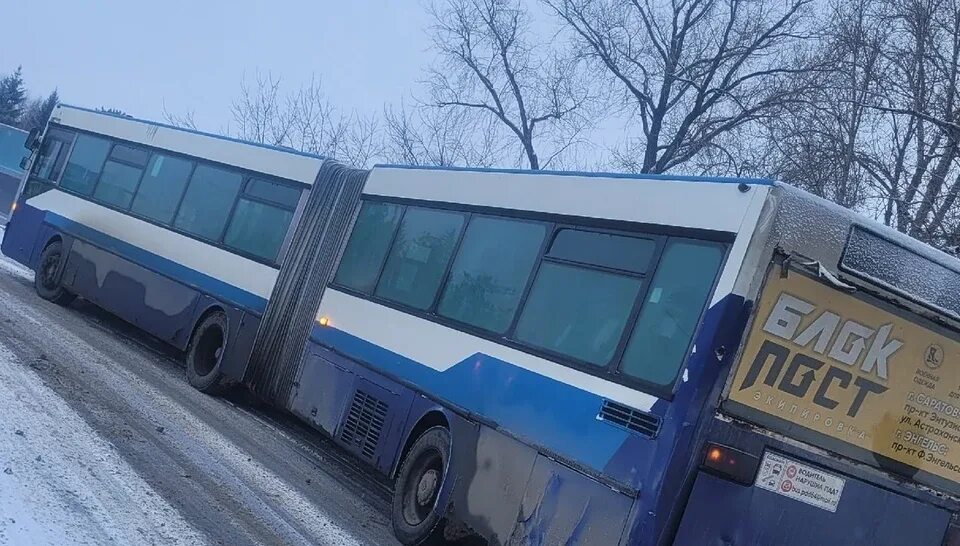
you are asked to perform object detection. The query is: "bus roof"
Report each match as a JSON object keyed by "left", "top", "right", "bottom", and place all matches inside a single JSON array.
[
  {"left": 373, "top": 163, "right": 775, "bottom": 186},
  {"left": 53, "top": 104, "right": 326, "bottom": 185}
]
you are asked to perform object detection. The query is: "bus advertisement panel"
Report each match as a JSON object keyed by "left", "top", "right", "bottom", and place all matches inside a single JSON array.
[{"left": 729, "top": 265, "right": 960, "bottom": 491}]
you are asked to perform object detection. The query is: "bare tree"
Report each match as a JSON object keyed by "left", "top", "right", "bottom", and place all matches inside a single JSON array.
[
  {"left": 763, "top": 0, "right": 886, "bottom": 208},
  {"left": 427, "top": 0, "right": 591, "bottom": 170},
  {"left": 162, "top": 102, "right": 198, "bottom": 130},
  {"left": 336, "top": 112, "right": 384, "bottom": 167},
  {"left": 165, "top": 72, "right": 384, "bottom": 167},
  {"left": 382, "top": 99, "right": 504, "bottom": 166},
  {"left": 545, "top": 0, "right": 815, "bottom": 174},
  {"left": 230, "top": 71, "right": 295, "bottom": 147},
  {"left": 864, "top": 0, "right": 960, "bottom": 244}
]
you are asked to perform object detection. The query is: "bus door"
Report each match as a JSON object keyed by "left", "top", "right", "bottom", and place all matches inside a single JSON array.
[{"left": 675, "top": 260, "right": 958, "bottom": 545}]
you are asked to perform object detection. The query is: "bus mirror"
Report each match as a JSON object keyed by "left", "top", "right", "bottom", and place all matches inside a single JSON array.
[
  {"left": 24, "top": 128, "right": 40, "bottom": 151},
  {"left": 19, "top": 156, "right": 29, "bottom": 170}
]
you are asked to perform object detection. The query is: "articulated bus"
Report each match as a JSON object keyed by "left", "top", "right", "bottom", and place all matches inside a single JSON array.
[{"left": 6, "top": 105, "right": 960, "bottom": 545}]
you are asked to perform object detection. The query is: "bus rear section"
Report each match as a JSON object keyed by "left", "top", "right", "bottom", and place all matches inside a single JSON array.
[{"left": 675, "top": 250, "right": 960, "bottom": 545}]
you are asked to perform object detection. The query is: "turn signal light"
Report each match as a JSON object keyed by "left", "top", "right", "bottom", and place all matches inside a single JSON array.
[
  {"left": 701, "top": 442, "right": 760, "bottom": 485},
  {"left": 317, "top": 316, "right": 331, "bottom": 327}
]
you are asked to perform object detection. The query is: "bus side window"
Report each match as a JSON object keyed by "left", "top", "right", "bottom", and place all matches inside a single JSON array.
[
  {"left": 130, "top": 154, "right": 194, "bottom": 224},
  {"left": 437, "top": 216, "right": 545, "bottom": 334},
  {"left": 32, "top": 128, "right": 75, "bottom": 182},
  {"left": 173, "top": 165, "right": 243, "bottom": 241},
  {"left": 60, "top": 134, "right": 112, "bottom": 196},
  {"left": 619, "top": 240, "right": 725, "bottom": 387},
  {"left": 334, "top": 202, "right": 404, "bottom": 293},
  {"left": 375, "top": 207, "right": 466, "bottom": 310},
  {"left": 514, "top": 230, "right": 654, "bottom": 368}
]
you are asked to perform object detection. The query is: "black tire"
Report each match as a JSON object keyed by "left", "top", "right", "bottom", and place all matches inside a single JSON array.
[
  {"left": 34, "top": 240, "right": 76, "bottom": 306},
  {"left": 392, "top": 426, "right": 451, "bottom": 545},
  {"left": 185, "top": 311, "right": 232, "bottom": 394}
]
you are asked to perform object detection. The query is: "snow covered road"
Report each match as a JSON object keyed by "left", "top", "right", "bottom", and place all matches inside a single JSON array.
[{"left": 0, "top": 252, "right": 399, "bottom": 545}]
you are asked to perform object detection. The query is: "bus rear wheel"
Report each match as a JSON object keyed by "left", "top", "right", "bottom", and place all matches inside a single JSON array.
[
  {"left": 185, "top": 311, "right": 232, "bottom": 394},
  {"left": 35, "top": 241, "right": 75, "bottom": 306},
  {"left": 392, "top": 426, "right": 450, "bottom": 545}
]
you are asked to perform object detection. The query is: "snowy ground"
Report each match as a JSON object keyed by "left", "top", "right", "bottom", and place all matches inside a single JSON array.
[
  {"left": 0, "top": 341, "right": 204, "bottom": 545},
  {"left": 0, "top": 240, "right": 399, "bottom": 545}
]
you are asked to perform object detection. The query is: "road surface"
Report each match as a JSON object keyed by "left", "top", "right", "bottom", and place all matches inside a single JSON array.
[{"left": 0, "top": 249, "right": 402, "bottom": 545}]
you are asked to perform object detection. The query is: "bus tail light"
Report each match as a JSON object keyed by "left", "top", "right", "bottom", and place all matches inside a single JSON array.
[{"left": 701, "top": 442, "right": 760, "bottom": 485}]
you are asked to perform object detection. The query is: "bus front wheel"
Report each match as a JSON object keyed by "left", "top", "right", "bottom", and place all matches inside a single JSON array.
[
  {"left": 185, "top": 311, "right": 232, "bottom": 394},
  {"left": 392, "top": 426, "right": 450, "bottom": 545},
  {"left": 35, "top": 241, "right": 75, "bottom": 306}
]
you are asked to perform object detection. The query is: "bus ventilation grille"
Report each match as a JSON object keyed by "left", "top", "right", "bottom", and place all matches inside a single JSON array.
[
  {"left": 340, "top": 390, "right": 389, "bottom": 461},
  {"left": 598, "top": 400, "right": 661, "bottom": 438}
]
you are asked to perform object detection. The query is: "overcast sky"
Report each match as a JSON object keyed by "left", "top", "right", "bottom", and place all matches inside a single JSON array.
[{"left": 1, "top": 0, "right": 434, "bottom": 131}]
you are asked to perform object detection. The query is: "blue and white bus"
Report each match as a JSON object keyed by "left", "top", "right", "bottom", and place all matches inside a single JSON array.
[{"left": 6, "top": 105, "right": 960, "bottom": 545}]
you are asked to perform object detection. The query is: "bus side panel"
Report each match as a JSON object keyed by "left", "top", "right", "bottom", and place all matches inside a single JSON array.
[
  {"left": 507, "top": 455, "right": 632, "bottom": 546},
  {"left": 446, "top": 424, "right": 538, "bottom": 545},
  {"left": 63, "top": 238, "right": 200, "bottom": 346},
  {"left": 1, "top": 203, "right": 48, "bottom": 268},
  {"left": 290, "top": 345, "right": 356, "bottom": 435}
]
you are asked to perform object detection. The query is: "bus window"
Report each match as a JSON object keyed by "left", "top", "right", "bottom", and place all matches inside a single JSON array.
[
  {"left": 549, "top": 228, "right": 655, "bottom": 274},
  {"left": 32, "top": 128, "right": 74, "bottom": 181},
  {"left": 245, "top": 178, "right": 301, "bottom": 208},
  {"left": 515, "top": 262, "right": 641, "bottom": 367},
  {"left": 60, "top": 134, "right": 111, "bottom": 196},
  {"left": 223, "top": 198, "right": 295, "bottom": 262},
  {"left": 437, "top": 216, "right": 545, "bottom": 334},
  {"left": 620, "top": 240, "right": 724, "bottom": 386},
  {"left": 174, "top": 164, "right": 243, "bottom": 241},
  {"left": 335, "top": 202, "right": 404, "bottom": 293},
  {"left": 375, "top": 207, "right": 465, "bottom": 310},
  {"left": 93, "top": 145, "right": 150, "bottom": 209},
  {"left": 130, "top": 154, "right": 194, "bottom": 224}
]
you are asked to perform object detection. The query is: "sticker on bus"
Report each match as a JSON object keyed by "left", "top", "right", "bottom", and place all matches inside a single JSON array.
[
  {"left": 728, "top": 266, "right": 960, "bottom": 491},
  {"left": 755, "top": 451, "right": 845, "bottom": 512}
]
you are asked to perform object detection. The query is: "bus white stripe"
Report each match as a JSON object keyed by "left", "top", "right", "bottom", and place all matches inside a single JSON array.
[
  {"left": 317, "top": 289, "right": 661, "bottom": 411},
  {"left": 28, "top": 190, "right": 277, "bottom": 301}
]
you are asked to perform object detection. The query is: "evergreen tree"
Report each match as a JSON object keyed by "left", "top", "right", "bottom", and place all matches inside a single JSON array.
[
  {"left": 0, "top": 67, "right": 27, "bottom": 126},
  {"left": 19, "top": 89, "right": 59, "bottom": 131}
]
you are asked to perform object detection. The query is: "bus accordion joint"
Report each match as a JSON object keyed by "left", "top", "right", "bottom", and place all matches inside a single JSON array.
[{"left": 701, "top": 442, "right": 760, "bottom": 485}]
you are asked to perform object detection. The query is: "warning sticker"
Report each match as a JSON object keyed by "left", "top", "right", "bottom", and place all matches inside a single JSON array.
[{"left": 755, "top": 451, "right": 845, "bottom": 512}]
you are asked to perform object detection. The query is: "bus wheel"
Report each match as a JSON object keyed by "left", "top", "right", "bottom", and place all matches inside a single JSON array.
[
  {"left": 35, "top": 241, "right": 75, "bottom": 306},
  {"left": 185, "top": 311, "right": 232, "bottom": 394},
  {"left": 392, "top": 426, "right": 450, "bottom": 545}
]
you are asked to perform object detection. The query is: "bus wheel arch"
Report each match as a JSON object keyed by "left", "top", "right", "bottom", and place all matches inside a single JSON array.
[
  {"left": 394, "top": 409, "right": 450, "bottom": 479},
  {"left": 41, "top": 234, "right": 63, "bottom": 252},
  {"left": 392, "top": 419, "right": 452, "bottom": 545},
  {"left": 34, "top": 235, "right": 75, "bottom": 306},
  {"left": 185, "top": 305, "right": 233, "bottom": 394}
]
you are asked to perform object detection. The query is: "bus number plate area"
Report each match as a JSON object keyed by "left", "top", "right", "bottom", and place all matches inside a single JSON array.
[
  {"left": 727, "top": 266, "right": 960, "bottom": 494},
  {"left": 755, "top": 451, "right": 844, "bottom": 512}
]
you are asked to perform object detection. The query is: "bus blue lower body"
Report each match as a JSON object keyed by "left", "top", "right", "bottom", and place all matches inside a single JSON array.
[
  {"left": 293, "top": 326, "right": 645, "bottom": 545},
  {"left": 1, "top": 203, "right": 262, "bottom": 380}
]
